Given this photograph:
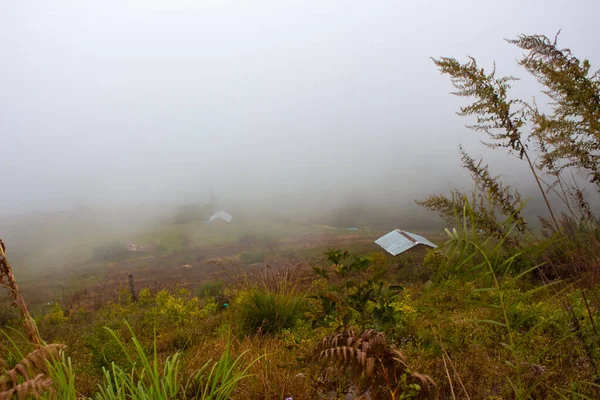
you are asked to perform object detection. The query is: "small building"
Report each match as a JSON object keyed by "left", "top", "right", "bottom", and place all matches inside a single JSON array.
[
  {"left": 374, "top": 229, "right": 437, "bottom": 256},
  {"left": 208, "top": 211, "right": 233, "bottom": 224}
]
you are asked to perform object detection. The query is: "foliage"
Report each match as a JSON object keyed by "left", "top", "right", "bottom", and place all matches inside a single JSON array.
[
  {"left": 190, "top": 332, "right": 264, "bottom": 400},
  {"left": 432, "top": 41, "right": 560, "bottom": 230},
  {"left": 459, "top": 147, "right": 527, "bottom": 232},
  {"left": 417, "top": 145, "right": 529, "bottom": 247},
  {"left": 145, "top": 229, "right": 189, "bottom": 254},
  {"left": 509, "top": 33, "right": 600, "bottom": 189},
  {"left": 235, "top": 289, "right": 305, "bottom": 335},
  {"left": 151, "top": 289, "right": 203, "bottom": 327},
  {"left": 196, "top": 281, "right": 225, "bottom": 299},
  {"left": 428, "top": 195, "right": 599, "bottom": 399},
  {"left": 432, "top": 33, "right": 600, "bottom": 233},
  {"left": 94, "top": 321, "right": 259, "bottom": 400},
  {"left": 417, "top": 188, "right": 523, "bottom": 248},
  {"left": 0, "top": 342, "right": 65, "bottom": 399},
  {"left": 310, "top": 250, "right": 404, "bottom": 333},
  {"left": 316, "top": 329, "right": 434, "bottom": 399},
  {"left": 239, "top": 250, "right": 265, "bottom": 265},
  {"left": 44, "top": 350, "right": 77, "bottom": 400},
  {"left": 43, "top": 303, "right": 69, "bottom": 326}
]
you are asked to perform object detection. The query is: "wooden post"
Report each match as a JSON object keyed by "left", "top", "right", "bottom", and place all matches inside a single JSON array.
[{"left": 128, "top": 273, "right": 138, "bottom": 302}]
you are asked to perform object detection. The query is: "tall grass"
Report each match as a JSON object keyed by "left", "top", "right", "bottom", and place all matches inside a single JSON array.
[
  {"left": 434, "top": 196, "right": 575, "bottom": 399},
  {"left": 191, "top": 333, "right": 262, "bottom": 400},
  {"left": 237, "top": 290, "right": 305, "bottom": 335},
  {"left": 93, "top": 321, "right": 261, "bottom": 400},
  {"left": 43, "top": 350, "right": 76, "bottom": 399},
  {"left": 1, "top": 321, "right": 261, "bottom": 399}
]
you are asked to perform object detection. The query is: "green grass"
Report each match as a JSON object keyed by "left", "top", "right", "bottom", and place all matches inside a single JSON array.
[
  {"left": 196, "top": 281, "right": 225, "bottom": 299},
  {"left": 235, "top": 290, "right": 306, "bottom": 335},
  {"left": 91, "top": 322, "right": 261, "bottom": 400},
  {"left": 239, "top": 250, "right": 265, "bottom": 265}
]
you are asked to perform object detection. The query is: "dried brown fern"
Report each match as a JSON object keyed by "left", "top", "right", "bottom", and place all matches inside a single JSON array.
[
  {"left": 316, "top": 329, "right": 434, "bottom": 399},
  {"left": 0, "top": 373, "right": 52, "bottom": 400},
  {"left": 0, "top": 239, "right": 65, "bottom": 399},
  {"left": 0, "top": 343, "right": 65, "bottom": 400}
]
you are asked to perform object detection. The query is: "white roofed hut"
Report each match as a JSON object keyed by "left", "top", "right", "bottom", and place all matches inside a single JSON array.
[
  {"left": 374, "top": 229, "right": 437, "bottom": 256},
  {"left": 208, "top": 211, "right": 233, "bottom": 225}
]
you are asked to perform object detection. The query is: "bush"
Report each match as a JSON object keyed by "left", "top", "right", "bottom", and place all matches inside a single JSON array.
[
  {"left": 240, "top": 251, "right": 265, "bottom": 265},
  {"left": 95, "top": 321, "right": 259, "bottom": 400},
  {"left": 154, "top": 230, "right": 190, "bottom": 254},
  {"left": 396, "top": 248, "right": 442, "bottom": 283},
  {"left": 196, "top": 281, "right": 225, "bottom": 299},
  {"left": 43, "top": 303, "right": 69, "bottom": 326},
  {"left": 236, "top": 290, "right": 305, "bottom": 335}
]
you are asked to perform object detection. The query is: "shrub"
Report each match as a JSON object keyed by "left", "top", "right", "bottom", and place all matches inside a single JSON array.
[
  {"left": 396, "top": 248, "right": 443, "bottom": 283},
  {"left": 236, "top": 290, "right": 305, "bottom": 335},
  {"left": 154, "top": 230, "right": 189, "bottom": 254},
  {"left": 43, "top": 303, "right": 68, "bottom": 326},
  {"left": 310, "top": 250, "right": 404, "bottom": 332},
  {"left": 96, "top": 321, "right": 260, "bottom": 400},
  {"left": 83, "top": 324, "right": 130, "bottom": 372},
  {"left": 144, "top": 289, "right": 204, "bottom": 329},
  {"left": 196, "top": 281, "right": 225, "bottom": 299},
  {"left": 240, "top": 251, "right": 265, "bottom": 265}
]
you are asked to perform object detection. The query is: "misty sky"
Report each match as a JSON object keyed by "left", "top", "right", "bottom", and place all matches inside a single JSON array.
[{"left": 1, "top": 0, "right": 599, "bottom": 214}]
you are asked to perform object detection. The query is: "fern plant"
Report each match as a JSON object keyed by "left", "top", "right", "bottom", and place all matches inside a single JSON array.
[
  {"left": 316, "top": 329, "right": 434, "bottom": 400},
  {"left": 0, "top": 342, "right": 66, "bottom": 399}
]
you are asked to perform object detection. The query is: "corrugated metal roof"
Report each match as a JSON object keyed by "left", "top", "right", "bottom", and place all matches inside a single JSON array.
[
  {"left": 208, "top": 211, "right": 233, "bottom": 223},
  {"left": 374, "top": 229, "right": 437, "bottom": 256}
]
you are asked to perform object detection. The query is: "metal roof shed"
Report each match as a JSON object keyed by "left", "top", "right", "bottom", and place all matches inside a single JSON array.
[
  {"left": 374, "top": 229, "right": 437, "bottom": 256},
  {"left": 208, "top": 211, "right": 233, "bottom": 223}
]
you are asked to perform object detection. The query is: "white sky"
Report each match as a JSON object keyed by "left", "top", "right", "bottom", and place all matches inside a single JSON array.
[{"left": 1, "top": 0, "right": 598, "bottom": 213}]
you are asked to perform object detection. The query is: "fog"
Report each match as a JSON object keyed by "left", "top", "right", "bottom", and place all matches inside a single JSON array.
[{"left": 1, "top": 0, "right": 599, "bottom": 217}]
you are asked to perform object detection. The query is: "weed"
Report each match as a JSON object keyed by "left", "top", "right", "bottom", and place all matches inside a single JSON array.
[
  {"left": 240, "top": 251, "right": 265, "bottom": 265},
  {"left": 196, "top": 281, "right": 225, "bottom": 299},
  {"left": 235, "top": 290, "right": 305, "bottom": 335},
  {"left": 316, "top": 329, "right": 434, "bottom": 399}
]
